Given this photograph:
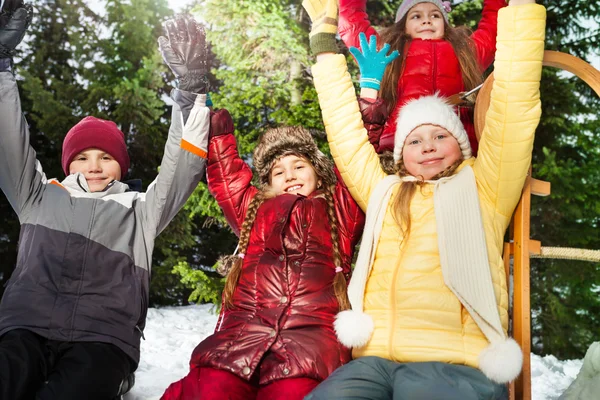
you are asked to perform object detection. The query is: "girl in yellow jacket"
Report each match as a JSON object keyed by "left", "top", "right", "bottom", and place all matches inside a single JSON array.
[{"left": 301, "top": 0, "right": 545, "bottom": 398}]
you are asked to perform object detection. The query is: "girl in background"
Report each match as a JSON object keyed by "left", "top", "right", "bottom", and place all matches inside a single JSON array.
[{"left": 339, "top": 0, "right": 506, "bottom": 166}]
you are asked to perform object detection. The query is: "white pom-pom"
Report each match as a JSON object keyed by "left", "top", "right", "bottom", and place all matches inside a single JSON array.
[
  {"left": 334, "top": 310, "right": 374, "bottom": 348},
  {"left": 478, "top": 338, "right": 523, "bottom": 384}
]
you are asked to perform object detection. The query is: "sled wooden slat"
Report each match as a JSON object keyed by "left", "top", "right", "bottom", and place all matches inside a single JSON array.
[
  {"left": 530, "top": 178, "right": 551, "bottom": 197},
  {"left": 543, "top": 51, "right": 600, "bottom": 95},
  {"left": 508, "top": 240, "right": 542, "bottom": 256},
  {"left": 512, "top": 172, "right": 533, "bottom": 400}
]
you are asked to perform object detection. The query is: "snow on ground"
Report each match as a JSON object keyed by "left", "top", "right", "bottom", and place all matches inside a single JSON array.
[
  {"left": 124, "top": 305, "right": 219, "bottom": 400},
  {"left": 124, "top": 305, "right": 580, "bottom": 400},
  {"left": 531, "top": 353, "right": 582, "bottom": 399}
]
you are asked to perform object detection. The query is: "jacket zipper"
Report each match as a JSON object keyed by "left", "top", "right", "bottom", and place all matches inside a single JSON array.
[{"left": 432, "top": 41, "right": 437, "bottom": 93}]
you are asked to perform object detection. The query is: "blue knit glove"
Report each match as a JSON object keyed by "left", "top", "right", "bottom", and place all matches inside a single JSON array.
[{"left": 349, "top": 33, "right": 399, "bottom": 91}]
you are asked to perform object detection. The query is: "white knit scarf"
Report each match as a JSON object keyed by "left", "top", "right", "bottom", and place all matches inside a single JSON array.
[{"left": 347, "top": 165, "right": 506, "bottom": 346}]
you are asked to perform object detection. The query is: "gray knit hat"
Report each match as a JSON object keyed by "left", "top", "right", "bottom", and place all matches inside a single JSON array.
[
  {"left": 253, "top": 126, "right": 336, "bottom": 189},
  {"left": 395, "top": 0, "right": 451, "bottom": 23}
]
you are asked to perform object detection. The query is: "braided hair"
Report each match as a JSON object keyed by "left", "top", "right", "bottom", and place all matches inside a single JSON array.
[
  {"left": 323, "top": 184, "right": 350, "bottom": 311},
  {"left": 219, "top": 192, "right": 266, "bottom": 309}
]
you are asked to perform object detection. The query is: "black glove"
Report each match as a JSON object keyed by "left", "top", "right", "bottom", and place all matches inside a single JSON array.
[
  {"left": 158, "top": 15, "right": 208, "bottom": 93},
  {"left": 0, "top": 4, "right": 32, "bottom": 62},
  {"left": 0, "top": 0, "right": 24, "bottom": 28}
]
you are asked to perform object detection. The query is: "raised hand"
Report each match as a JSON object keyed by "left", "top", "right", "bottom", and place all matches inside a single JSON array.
[
  {"left": 158, "top": 15, "right": 208, "bottom": 93},
  {"left": 0, "top": 4, "right": 32, "bottom": 62},
  {"left": 0, "top": 0, "right": 25, "bottom": 27},
  {"left": 209, "top": 109, "right": 234, "bottom": 139},
  {"left": 349, "top": 32, "right": 399, "bottom": 91},
  {"left": 302, "top": 0, "right": 339, "bottom": 55}
]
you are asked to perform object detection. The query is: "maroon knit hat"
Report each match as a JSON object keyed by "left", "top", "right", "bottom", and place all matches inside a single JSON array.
[{"left": 61, "top": 116, "right": 130, "bottom": 177}]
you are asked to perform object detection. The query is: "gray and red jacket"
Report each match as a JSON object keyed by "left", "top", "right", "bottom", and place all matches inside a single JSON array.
[
  {"left": 189, "top": 113, "right": 365, "bottom": 385},
  {"left": 0, "top": 70, "right": 210, "bottom": 366}
]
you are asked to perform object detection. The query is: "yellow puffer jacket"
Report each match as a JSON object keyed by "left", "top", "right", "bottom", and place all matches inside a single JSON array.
[{"left": 312, "top": 4, "right": 545, "bottom": 369}]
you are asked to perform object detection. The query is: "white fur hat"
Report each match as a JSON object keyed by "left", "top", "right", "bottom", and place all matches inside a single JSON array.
[{"left": 393, "top": 94, "right": 472, "bottom": 163}]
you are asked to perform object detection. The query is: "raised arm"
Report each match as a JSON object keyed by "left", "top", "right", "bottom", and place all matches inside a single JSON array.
[
  {"left": 349, "top": 32, "right": 397, "bottom": 153},
  {"left": 206, "top": 109, "right": 258, "bottom": 237},
  {"left": 140, "top": 16, "right": 210, "bottom": 235},
  {"left": 0, "top": 6, "right": 45, "bottom": 220},
  {"left": 302, "top": 1, "right": 396, "bottom": 209},
  {"left": 473, "top": 1, "right": 545, "bottom": 218},
  {"left": 358, "top": 97, "right": 388, "bottom": 152},
  {"left": 471, "top": 0, "right": 508, "bottom": 69},
  {"left": 312, "top": 55, "right": 386, "bottom": 211},
  {"left": 339, "top": 0, "right": 379, "bottom": 51}
]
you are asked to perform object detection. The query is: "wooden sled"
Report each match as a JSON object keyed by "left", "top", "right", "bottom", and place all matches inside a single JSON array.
[{"left": 473, "top": 50, "right": 600, "bottom": 400}]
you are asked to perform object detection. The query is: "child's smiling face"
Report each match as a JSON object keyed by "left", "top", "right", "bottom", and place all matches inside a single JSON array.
[
  {"left": 269, "top": 154, "right": 320, "bottom": 197},
  {"left": 69, "top": 148, "right": 122, "bottom": 192},
  {"left": 402, "top": 124, "right": 462, "bottom": 179},
  {"left": 404, "top": 3, "right": 445, "bottom": 40}
]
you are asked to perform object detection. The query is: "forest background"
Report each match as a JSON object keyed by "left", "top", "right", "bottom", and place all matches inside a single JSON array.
[{"left": 0, "top": 0, "right": 598, "bottom": 361}]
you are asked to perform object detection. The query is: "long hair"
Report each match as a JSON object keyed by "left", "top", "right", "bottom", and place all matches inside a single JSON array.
[
  {"left": 221, "top": 192, "right": 266, "bottom": 309},
  {"left": 392, "top": 158, "right": 464, "bottom": 239},
  {"left": 323, "top": 184, "right": 350, "bottom": 311},
  {"left": 379, "top": 17, "right": 483, "bottom": 115}
]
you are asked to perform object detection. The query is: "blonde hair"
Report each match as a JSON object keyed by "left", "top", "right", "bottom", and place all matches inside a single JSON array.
[
  {"left": 392, "top": 158, "right": 464, "bottom": 239},
  {"left": 379, "top": 17, "right": 483, "bottom": 115}
]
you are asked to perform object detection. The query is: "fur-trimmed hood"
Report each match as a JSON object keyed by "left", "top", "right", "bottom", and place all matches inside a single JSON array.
[{"left": 253, "top": 126, "right": 336, "bottom": 189}]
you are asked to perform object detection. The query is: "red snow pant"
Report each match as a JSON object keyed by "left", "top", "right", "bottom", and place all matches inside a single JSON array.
[{"left": 161, "top": 367, "right": 320, "bottom": 400}]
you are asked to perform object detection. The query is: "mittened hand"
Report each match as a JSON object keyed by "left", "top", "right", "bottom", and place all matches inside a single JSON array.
[
  {"left": 349, "top": 33, "right": 399, "bottom": 91},
  {"left": 209, "top": 109, "right": 234, "bottom": 139},
  {"left": 0, "top": 4, "right": 32, "bottom": 60},
  {"left": 0, "top": 0, "right": 24, "bottom": 27},
  {"left": 302, "top": 0, "right": 339, "bottom": 55},
  {"left": 158, "top": 15, "right": 209, "bottom": 93}
]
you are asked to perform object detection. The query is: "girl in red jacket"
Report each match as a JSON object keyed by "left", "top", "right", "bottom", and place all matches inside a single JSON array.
[
  {"left": 160, "top": 110, "right": 365, "bottom": 400},
  {"left": 339, "top": 0, "right": 506, "bottom": 166}
]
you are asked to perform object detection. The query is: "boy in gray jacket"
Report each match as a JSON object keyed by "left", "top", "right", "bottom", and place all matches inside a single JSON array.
[{"left": 0, "top": 6, "right": 209, "bottom": 399}]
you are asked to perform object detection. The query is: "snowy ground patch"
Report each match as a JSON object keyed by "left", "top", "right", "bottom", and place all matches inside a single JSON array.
[
  {"left": 531, "top": 353, "right": 583, "bottom": 399},
  {"left": 124, "top": 304, "right": 218, "bottom": 400},
  {"left": 125, "top": 305, "right": 579, "bottom": 400}
]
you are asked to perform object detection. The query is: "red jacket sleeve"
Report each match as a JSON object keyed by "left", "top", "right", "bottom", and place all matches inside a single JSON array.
[
  {"left": 359, "top": 97, "right": 388, "bottom": 153},
  {"left": 471, "top": 0, "right": 507, "bottom": 69},
  {"left": 333, "top": 167, "right": 365, "bottom": 278},
  {"left": 339, "top": 0, "right": 379, "bottom": 50},
  {"left": 206, "top": 111, "right": 258, "bottom": 237}
]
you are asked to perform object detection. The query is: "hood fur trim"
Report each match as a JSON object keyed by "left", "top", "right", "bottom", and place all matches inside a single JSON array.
[{"left": 253, "top": 127, "right": 336, "bottom": 188}]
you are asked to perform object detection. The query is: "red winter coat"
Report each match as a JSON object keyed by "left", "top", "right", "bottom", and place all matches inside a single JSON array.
[
  {"left": 339, "top": 0, "right": 506, "bottom": 155},
  {"left": 191, "top": 128, "right": 365, "bottom": 385}
]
